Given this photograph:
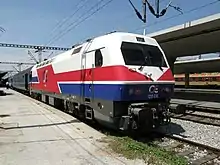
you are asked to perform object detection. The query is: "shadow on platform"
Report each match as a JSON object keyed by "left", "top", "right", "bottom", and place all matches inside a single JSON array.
[
  {"left": 0, "top": 114, "right": 10, "bottom": 118},
  {"left": 1, "top": 119, "right": 81, "bottom": 130},
  {"left": 0, "top": 90, "right": 14, "bottom": 96}
]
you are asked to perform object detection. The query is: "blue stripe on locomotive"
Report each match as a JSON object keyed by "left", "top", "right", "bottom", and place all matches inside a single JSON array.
[{"left": 58, "top": 83, "right": 174, "bottom": 101}]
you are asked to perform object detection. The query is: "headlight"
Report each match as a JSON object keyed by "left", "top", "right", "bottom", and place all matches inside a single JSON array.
[
  {"left": 134, "top": 89, "right": 142, "bottom": 95},
  {"left": 129, "top": 88, "right": 142, "bottom": 95},
  {"left": 162, "top": 87, "right": 170, "bottom": 93},
  {"left": 129, "top": 89, "right": 134, "bottom": 95}
]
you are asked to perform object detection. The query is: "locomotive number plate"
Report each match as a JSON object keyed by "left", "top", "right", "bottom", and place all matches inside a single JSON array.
[{"left": 148, "top": 94, "right": 159, "bottom": 99}]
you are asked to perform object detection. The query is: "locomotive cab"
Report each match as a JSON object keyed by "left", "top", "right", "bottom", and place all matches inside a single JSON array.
[{"left": 106, "top": 34, "right": 175, "bottom": 133}]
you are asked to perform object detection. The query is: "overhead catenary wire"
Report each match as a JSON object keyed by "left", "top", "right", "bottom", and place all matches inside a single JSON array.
[
  {"left": 110, "top": 0, "right": 166, "bottom": 26},
  {"left": 44, "top": 0, "right": 89, "bottom": 45},
  {"left": 0, "top": 26, "right": 5, "bottom": 32},
  {"left": 132, "top": 0, "right": 220, "bottom": 32},
  {"left": 145, "top": 0, "right": 183, "bottom": 18},
  {"left": 127, "top": 0, "right": 143, "bottom": 22},
  {"left": 47, "top": 0, "right": 113, "bottom": 46},
  {"left": 46, "top": 0, "right": 114, "bottom": 46},
  {"left": 127, "top": 0, "right": 182, "bottom": 24},
  {"left": 29, "top": 0, "right": 87, "bottom": 61}
]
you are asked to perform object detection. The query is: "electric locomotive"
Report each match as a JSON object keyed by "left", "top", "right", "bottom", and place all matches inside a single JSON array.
[{"left": 12, "top": 32, "right": 175, "bottom": 133}]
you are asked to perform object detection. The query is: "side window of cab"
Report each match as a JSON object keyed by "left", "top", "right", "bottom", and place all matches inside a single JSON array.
[{"left": 95, "top": 49, "right": 103, "bottom": 67}]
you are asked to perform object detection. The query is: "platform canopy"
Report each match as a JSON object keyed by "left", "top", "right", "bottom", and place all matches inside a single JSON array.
[
  {"left": 147, "top": 13, "right": 220, "bottom": 59},
  {"left": 174, "top": 57, "right": 220, "bottom": 74},
  {"left": 0, "top": 71, "right": 8, "bottom": 79},
  {"left": 0, "top": 71, "right": 10, "bottom": 81}
]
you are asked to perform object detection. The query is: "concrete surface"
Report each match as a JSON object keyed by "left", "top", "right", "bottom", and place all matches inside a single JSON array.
[
  {"left": 174, "top": 57, "right": 220, "bottom": 74},
  {"left": 171, "top": 98, "right": 220, "bottom": 110},
  {"left": 175, "top": 88, "right": 220, "bottom": 94},
  {"left": 0, "top": 88, "right": 145, "bottom": 165},
  {"left": 173, "top": 89, "right": 220, "bottom": 103}
]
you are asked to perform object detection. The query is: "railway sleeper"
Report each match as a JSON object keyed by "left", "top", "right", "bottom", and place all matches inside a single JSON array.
[
  {"left": 170, "top": 103, "right": 220, "bottom": 115},
  {"left": 191, "top": 153, "right": 218, "bottom": 165},
  {"left": 177, "top": 149, "right": 195, "bottom": 157},
  {"left": 169, "top": 103, "right": 186, "bottom": 114}
]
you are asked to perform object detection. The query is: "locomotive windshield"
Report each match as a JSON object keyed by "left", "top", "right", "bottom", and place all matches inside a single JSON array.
[{"left": 121, "top": 42, "right": 167, "bottom": 67}]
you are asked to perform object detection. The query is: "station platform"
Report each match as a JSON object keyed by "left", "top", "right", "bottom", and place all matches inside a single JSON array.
[
  {"left": 0, "top": 88, "right": 138, "bottom": 165},
  {"left": 170, "top": 98, "right": 220, "bottom": 111},
  {"left": 173, "top": 88, "right": 220, "bottom": 102},
  {"left": 175, "top": 88, "right": 220, "bottom": 94}
]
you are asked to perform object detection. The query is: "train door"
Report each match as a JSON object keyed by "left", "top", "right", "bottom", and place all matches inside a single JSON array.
[
  {"left": 93, "top": 49, "right": 103, "bottom": 99},
  {"left": 86, "top": 49, "right": 103, "bottom": 102},
  {"left": 80, "top": 52, "right": 86, "bottom": 103},
  {"left": 24, "top": 73, "right": 29, "bottom": 90},
  {"left": 80, "top": 40, "right": 94, "bottom": 103},
  {"left": 87, "top": 53, "right": 94, "bottom": 102},
  {"left": 80, "top": 51, "right": 95, "bottom": 103}
]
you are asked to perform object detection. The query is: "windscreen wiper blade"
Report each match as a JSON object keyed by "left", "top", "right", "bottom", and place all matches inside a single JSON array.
[
  {"left": 138, "top": 56, "right": 148, "bottom": 71},
  {"left": 138, "top": 61, "right": 146, "bottom": 71},
  {"left": 159, "top": 66, "right": 163, "bottom": 71}
]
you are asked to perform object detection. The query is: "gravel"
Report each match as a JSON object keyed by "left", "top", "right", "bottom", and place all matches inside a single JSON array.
[
  {"left": 204, "top": 157, "right": 220, "bottom": 165},
  {"left": 173, "top": 144, "right": 192, "bottom": 153},
  {"left": 156, "top": 118, "right": 220, "bottom": 150},
  {"left": 154, "top": 137, "right": 190, "bottom": 152},
  {"left": 156, "top": 137, "right": 176, "bottom": 147},
  {"left": 190, "top": 149, "right": 208, "bottom": 161},
  {"left": 186, "top": 149, "right": 209, "bottom": 165}
]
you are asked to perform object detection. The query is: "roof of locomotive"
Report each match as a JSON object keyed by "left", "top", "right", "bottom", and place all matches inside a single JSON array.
[
  {"left": 31, "top": 32, "right": 159, "bottom": 71},
  {"left": 94, "top": 31, "right": 158, "bottom": 45}
]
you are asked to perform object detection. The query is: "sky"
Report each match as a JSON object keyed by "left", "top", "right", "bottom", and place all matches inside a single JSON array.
[{"left": 0, "top": 0, "right": 220, "bottom": 73}]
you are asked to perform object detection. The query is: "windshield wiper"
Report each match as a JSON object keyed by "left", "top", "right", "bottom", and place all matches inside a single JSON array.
[
  {"left": 138, "top": 56, "right": 148, "bottom": 71},
  {"left": 159, "top": 66, "right": 163, "bottom": 71}
]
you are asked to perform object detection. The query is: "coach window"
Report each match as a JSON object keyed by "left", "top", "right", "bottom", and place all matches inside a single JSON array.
[{"left": 95, "top": 49, "right": 103, "bottom": 67}]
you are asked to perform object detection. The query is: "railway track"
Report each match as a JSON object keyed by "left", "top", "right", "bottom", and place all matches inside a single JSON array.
[
  {"left": 153, "top": 132, "right": 220, "bottom": 165},
  {"left": 170, "top": 112, "right": 220, "bottom": 127},
  {"left": 169, "top": 102, "right": 220, "bottom": 127},
  {"left": 158, "top": 104, "right": 220, "bottom": 164}
]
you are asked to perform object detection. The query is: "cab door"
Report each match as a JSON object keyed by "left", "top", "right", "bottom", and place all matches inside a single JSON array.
[
  {"left": 80, "top": 53, "right": 86, "bottom": 103},
  {"left": 80, "top": 40, "right": 93, "bottom": 103},
  {"left": 80, "top": 48, "right": 103, "bottom": 103},
  {"left": 87, "top": 49, "right": 103, "bottom": 101}
]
